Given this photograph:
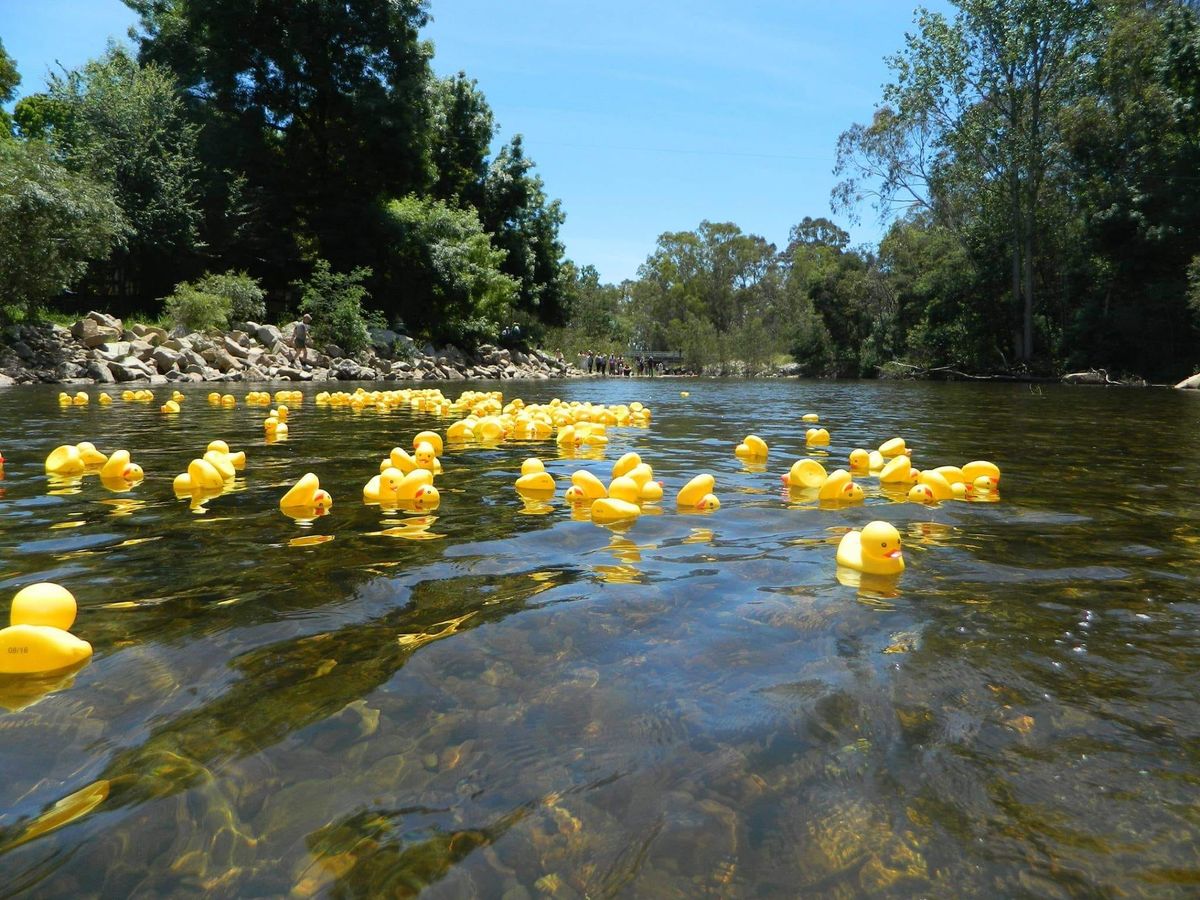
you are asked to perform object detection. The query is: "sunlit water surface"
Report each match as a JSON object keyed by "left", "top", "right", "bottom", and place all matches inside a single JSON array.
[{"left": 1, "top": 379, "right": 1199, "bottom": 897}]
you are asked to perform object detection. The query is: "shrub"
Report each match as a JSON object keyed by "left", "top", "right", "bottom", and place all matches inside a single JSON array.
[
  {"left": 162, "top": 282, "right": 231, "bottom": 332},
  {"left": 194, "top": 271, "right": 265, "bottom": 323},
  {"left": 295, "top": 259, "right": 375, "bottom": 354}
]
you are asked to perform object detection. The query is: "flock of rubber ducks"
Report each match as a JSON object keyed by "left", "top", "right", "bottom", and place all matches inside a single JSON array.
[{"left": 15, "top": 388, "right": 1006, "bottom": 675}]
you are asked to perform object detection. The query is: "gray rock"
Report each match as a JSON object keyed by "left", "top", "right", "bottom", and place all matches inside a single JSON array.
[
  {"left": 96, "top": 341, "right": 132, "bottom": 361},
  {"left": 152, "top": 346, "right": 181, "bottom": 371},
  {"left": 184, "top": 363, "right": 206, "bottom": 377},
  {"left": 223, "top": 335, "right": 250, "bottom": 359},
  {"left": 129, "top": 339, "right": 155, "bottom": 360},
  {"left": 86, "top": 310, "right": 122, "bottom": 330},
  {"left": 201, "top": 347, "right": 241, "bottom": 372},
  {"left": 12, "top": 341, "right": 34, "bottom": 361},
  {"left": 110, "top": 357, "right": 154, "bottom": 382},
  {"left": 0, "top": 373, "right": 14, "bottom": 386},
  {"left": 255, "top": 324, "right": 282, "bottom": 347},
  {"left": 148, "top": 374, "right": 169, "bottom": 385},
  {"left": 85, "top": 360, "right": 116, "bottom": 384},
  {"left": 324, "top": 343, "right": 345, "bottom": 359}
]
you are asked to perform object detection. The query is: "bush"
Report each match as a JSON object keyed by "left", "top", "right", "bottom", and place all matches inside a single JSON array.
[
  {"left": 194, "top": 271, "right": 265, "bottom": 323},
  {"left": 162, "top": 282, "right": 232, "bottom": 332},
  {"left": 295, "top": 259, "right": 375, "bottom": 354}
]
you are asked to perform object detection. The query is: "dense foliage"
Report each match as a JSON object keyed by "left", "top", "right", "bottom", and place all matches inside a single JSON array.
[{"left": 0, "top": 1, "right": 570, "bottom": 348}]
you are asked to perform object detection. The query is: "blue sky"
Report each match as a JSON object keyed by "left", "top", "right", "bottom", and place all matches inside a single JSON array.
[{"left": 1, "top": 0, "right": 953, "bottom": 282}]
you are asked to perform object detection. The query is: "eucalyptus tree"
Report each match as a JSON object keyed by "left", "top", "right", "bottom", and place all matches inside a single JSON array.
[{"left": 835, "top": 0, "right": 1099, "bottom": 364}]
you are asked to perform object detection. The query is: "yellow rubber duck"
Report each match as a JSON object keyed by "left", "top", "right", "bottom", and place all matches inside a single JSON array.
[
  {"left": 612, "top": 452, "right": 641, "bottom": 479},
  {"left": 160, "top": 400, "right": 181, "bottom": 414},
  {"left": 848, "top": 449, "right": 871, "bottom": 473},
  {"left": 207, "top": 440, "right": 246, "bottom": 470},
  {"left": 75, "top": 442, "right": 108, "bottom": 467},
  {"left": 734, "top": 435, "right": 769, "bottom": 460},
  {"left": 99, "top": 450, "right": 144, "bottom": 490},
  {"left": 413, "top": 431, "right": 444, "bottom": 456},
  {"left": 917, "top": 469, "right": 954, "bottom": 501},
  {"left": 802, "top": 413, "right": 820, "bottom": 423},
  {"left": 879, "top": 437, "right": 909, "bottom": 458},
  {"left": 520, "top": 458, "right": 545, "bottom": 477},
  {"left": 279, "top": 473, "right": 333, "bottom": 515},
  {"left": 962, "top": 460, "right": 1001, "bottom": 485},
  {"left": 173, "top": 458, "right": 226, "bottom": 495},
  {"left": 879, "top": 455, "right": 917, "bottom": 484},
  {"left": 72, "top": 391, "right": 89, "bottom": 406},
  {"left": 782, "top": 458, "right": 826, "bottom": 490},
  {"left": 608, "top": 476, "right": 642, "bottom": 504},
  {"left": 590, "top": 497, "right": 641, "bottom": 524},
  {"left": 565, "top": 470, "right": 607, "bottom": 503},
  {"left": 907, "top": 483, "right": 936, "bottom": 504},
  {"left": 805, "top": 427, "right": 831, "bottom": 446},
  {"left": 818, "top": 469, "right": 864, "bottom": 504},
  {"left": 836, "top": 521, "right": 905, "bottom": 576},
  {"left": 677, "top": 474, "right": 716, "bottom": 509},
  {"left": 45, "top": 445, "right": 86, "bottom": 476},
  {"left": 515, "top": 471, "right": 556, "bottom": 495},
  {"left": 0, "top": 583, "right": 92, "bottom": 675},
  {"left": 98, "top": 392, "right": 112, "bottom": 405}
]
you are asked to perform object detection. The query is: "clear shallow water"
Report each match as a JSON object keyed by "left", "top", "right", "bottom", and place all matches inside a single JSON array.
[{"left": 0, "top": 379, "right": 1199, "bottom": 897}]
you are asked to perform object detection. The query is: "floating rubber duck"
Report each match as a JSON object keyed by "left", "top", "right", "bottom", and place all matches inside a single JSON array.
[
  {"left": 612, "top": 452, "right": 641, "bottom": 479},
  {"left": 805, "top": 427, "right": 831, "bottom": 446},
  {"left": 73, "top": 392, "right": 89, "bottom": 406},
  {"left": 934, "top": 465, "right": 965, "bottom": 484},
  {"left": 849, "top": 449, "right": 871, "bottom": 473},
  {"left": 565, "top": 470, "right": 607, "bottom": 503},
  {"left": 677, "top": 474, "right": 717, "bottom": 509},
  {"left": 590, "top": 496, "right": 641, "bottom": 524},
  {"left": 907, "top": 483, "right": 936, "bottom": 504},
  {"left": 962, "top": 460, "right": 1001, "bottom": 485},
  {"left": 802, "top": 413, "right": 820, "bottom": 423},
  {"left": 521, "top": 458, "right": 545, "bottom": 477},
  {"left": 413, "top": 441, "right": 438, "bottom": 472},
  {"left": 45, "top": 445, "right": 85, "bottom": 476},
  {"left": 879, "top": 437, "right": 909, "bottom": 458},
  {"left": 782, "top": 458, "right": 826, "bottom": 490},
  {"left": 207, "top": 440, "right": 246, "bottom": 470},
  {"left": 279, "top": 473, "right": 333, "bottom": 516},
  {"left": 608, "top": 475, "right": 642, "bottom": 504},
  {"left": 917, "top": 469, "right": 954, "bottom": 501},
  {"left": 0, "top": 583, "right": 92, "bottom": 675},
  {"left": 364, "top": 467, "right": 404, "bottom": 503},
  {"left": 160, "top": 399, "right": 181, "bottom": 414},
  {"left": 836, "top": 521, "right": 905, "bottom": 576},
  {"left": 868, "top": 450, "right": 885, "bottom": 471},
  {"left": 202, "top": 449, "right": 236, "bottom": 481},
  {"left": 57, "top": 392, "right": 72, "bottom": 406},
  {"left": 735, "top": 435, "right": 769, "bottom": 460},
  {"left": 413, "top": 431, "right": 444, "bottom": 456},
  {"left": 99, "top": 450, "right": 144, "bottom": 490},
  {"left": 76, "top": 442, "right": 108, "bottom": 468},
  {"left": 172, "top": 458, "right": 228, "bottom": 496},
  {"left": 515, "top": 470, "right": 556, "bottom": 495},
  {"left": 98, "top": 392, "right": 112, "bottom": 405},
  {"left": 818, "top": 469, "right": 864, "bottom": 504},
  {"left": 879, "top": 455, "right": 918, "bottom": 484},
  {"left": 171, "top": 390, "right": 185, "bottom": 402},
  {"left": 221, "top": 394, "right": 237, "bottom": 408},
  {"left": 680, "top": 391, "right": 690, "bottom": 398}
]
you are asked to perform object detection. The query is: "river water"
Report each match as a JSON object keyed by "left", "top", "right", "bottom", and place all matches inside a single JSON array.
[{"left": 0, "top": 378, "right": 1198, "bottom": 897}]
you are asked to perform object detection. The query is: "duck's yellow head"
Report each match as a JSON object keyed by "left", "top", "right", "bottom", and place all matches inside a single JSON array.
[{"left": 861, "top": 521, "right": 903, "bottom": 562}]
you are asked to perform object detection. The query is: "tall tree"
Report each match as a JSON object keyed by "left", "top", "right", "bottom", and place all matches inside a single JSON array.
[
  {"left": 126, "top": 0, "right": 434, "bottom": 282},
  {"left": 835, "top": 1, "right": 1098, "bottom": 364},
  {"left": 0, "top": 37, "right": 19, "bottom": 139},
  {"left": 30, "top": 46, "right": 201, "bottom": 300}
]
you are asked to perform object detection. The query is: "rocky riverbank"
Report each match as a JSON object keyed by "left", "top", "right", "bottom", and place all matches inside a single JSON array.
[{"left": 0, "top": 312, "right": 581, "bottom": 386}]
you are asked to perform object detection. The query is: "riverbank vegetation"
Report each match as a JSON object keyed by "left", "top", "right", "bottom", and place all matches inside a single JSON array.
[{"left": 3, "top": 1, "right": 1200, "bottom": 381}]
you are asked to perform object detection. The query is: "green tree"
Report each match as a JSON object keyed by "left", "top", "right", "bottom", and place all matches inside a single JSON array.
[
  {"left": 835, "top": 1, "right": 1099, "bottom": 364},
  {"left": 0, "top": 141, "right": 127, "bottom": 320},
  {"left": 0, "top": 37, "right": 19, "bottom": 139},
  {"left": 35, "top": 45, "right": 201, "bottom": 300},
  {"left": 296, "top": 260, "right": 377, "bottom": 354},
  {"left": 380, "top": 195, "right": 517, "bottom": 345},
  {"left": 128, "top": 0, "right": 434, "bottom": 282},
  {"left": 479, "top": 136, "right": 571, "bottom": 328},
  {"left": 429, "top": 72, "right": 495, "bottom": 206}
]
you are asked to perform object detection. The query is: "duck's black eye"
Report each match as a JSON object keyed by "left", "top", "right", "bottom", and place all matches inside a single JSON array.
[{"left": 881, "top": 542, "right": 888, "bottom": 547}]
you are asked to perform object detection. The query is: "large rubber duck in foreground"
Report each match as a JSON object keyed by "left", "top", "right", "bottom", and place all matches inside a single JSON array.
[
  {"left": 0, "top": 583, "right": 93, "bottom": 675},
  {"left": 836, "top": 521, "right": 905, "bottom": 576}
]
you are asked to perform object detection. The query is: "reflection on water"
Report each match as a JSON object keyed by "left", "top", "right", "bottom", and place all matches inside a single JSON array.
[{"left": 1, "top": 379, "right": 1200, "bottom": 895}]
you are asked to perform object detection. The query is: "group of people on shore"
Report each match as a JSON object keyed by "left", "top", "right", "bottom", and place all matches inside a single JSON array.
[{"left": 577, "top": 351, "right": 662, "bottom": 377}]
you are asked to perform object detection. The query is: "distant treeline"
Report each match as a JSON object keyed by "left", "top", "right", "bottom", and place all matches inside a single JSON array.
[
  {"left": 554, "top": 0, "right": 1200, "bottom": 382},
  {"left": 4, "top": 1, "right": 1200, "bottom": 380}
]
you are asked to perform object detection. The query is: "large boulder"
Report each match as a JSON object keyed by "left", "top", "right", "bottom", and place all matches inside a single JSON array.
[
  {"left": 110, "top": 357, "right": 155, "bottom": 382},
  {"left": 85, "top": 360, "right": 116, "bottom": 384},
  {"left": 201, "top": 347, "right": 242, "bottom": 373},
  {"left": 223, "top": 335, "right": 250, "bottom": 359},
  {"left": 1175, "top": 373, "right": 1200, "bottom": 389},
  {"left": 152, "top": 346, "right": 182, "bottom": 372},
  {"left": 95, "top": 341, "right": 133, "bottom": 362},
  {"left": 85, "top": 310, "right": 122, "bottom": 330}
]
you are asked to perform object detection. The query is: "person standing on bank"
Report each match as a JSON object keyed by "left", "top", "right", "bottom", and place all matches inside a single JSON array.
[{"left": 293, "top": 313, "right": 312, "bottom": 365}]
